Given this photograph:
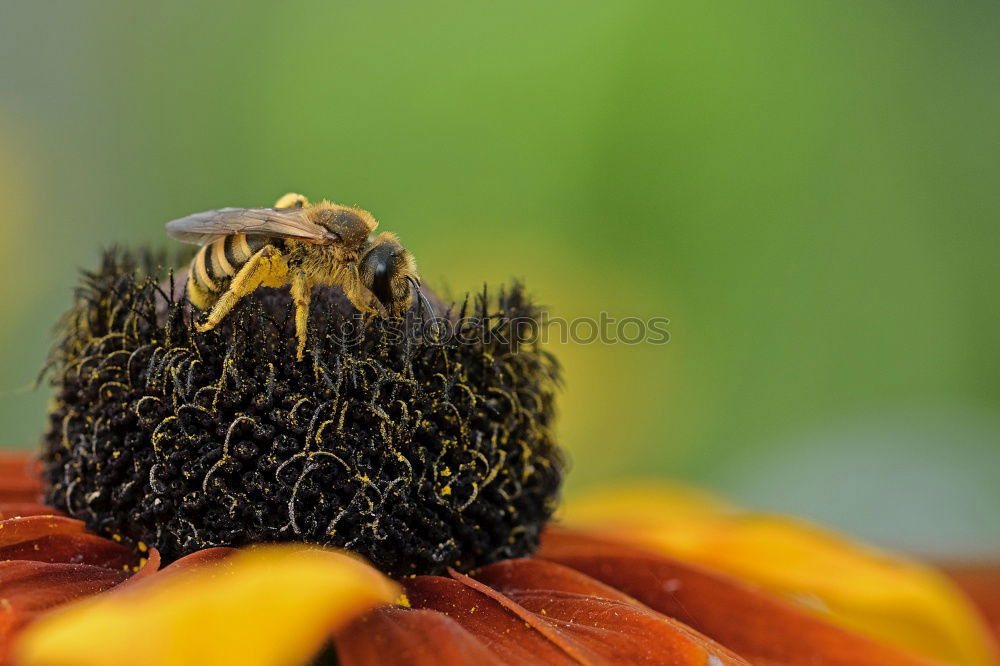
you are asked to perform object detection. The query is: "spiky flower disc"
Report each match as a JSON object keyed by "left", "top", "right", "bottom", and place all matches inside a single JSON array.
[{"left": 42, "top": 250, "right": 563, "bottom": 577}]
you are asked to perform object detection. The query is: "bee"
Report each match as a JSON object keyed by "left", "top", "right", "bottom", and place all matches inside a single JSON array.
[{"left": 166, "top": 192, "right": 422, "bottom": 359}]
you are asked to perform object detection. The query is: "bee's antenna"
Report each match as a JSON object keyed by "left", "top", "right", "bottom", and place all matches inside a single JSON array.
[{"left": 407, "top": 276, "right": 440, "bottom": 339}]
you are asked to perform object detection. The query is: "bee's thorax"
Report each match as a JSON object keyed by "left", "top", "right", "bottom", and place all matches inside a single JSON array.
[{"left": 285, "top": 240, "right": 360, "bottom": 285}]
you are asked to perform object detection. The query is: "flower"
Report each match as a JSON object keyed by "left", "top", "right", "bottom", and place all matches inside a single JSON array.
[
  {"left": 3, "top": 450, "right": 998, "bottom": 666},
  {"left": 42, "top": 250, "right": 562, "bottom": 577},
  {"left": 7, "top": 247, "right": 999, "bottom": 665}
]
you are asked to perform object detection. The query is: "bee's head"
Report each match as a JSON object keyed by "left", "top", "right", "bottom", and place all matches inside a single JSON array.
[
  {"left": 360, "top": 232, "right": 419, "bottom": 316},
  {"left": 312, "top": 202, "right": 378, "bottom": 248}
]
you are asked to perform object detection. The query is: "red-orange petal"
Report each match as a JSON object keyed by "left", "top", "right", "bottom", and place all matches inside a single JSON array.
[
  {"left": 336, "top": 606, "right": 504, "bottom": 666},
  {"left": 0, "top": 509, "right": 140, "bottom": 663},
  {"left": 0, "top": 453, "right": 38, "bottom": 482},
  {"left": 112, "top": 547, "right": 235, "bottom": 594},
  {"left": 116, "top": 548, "right": 162, "bottom": 588},
  {"left": 161, "top": 546, "right": 238, "bottom": 572},
  {"left": 0, "top": 533, "right": 133, "bottom": 569},
  {"left": 15, "top": 545, "right": 399, "bottom": 666},
  {"left": 406, "top": 575, "right": 580, "bottom": 665},
  {"left": 403, "top": 562, "right": 748, "bottom": 665},
  {"left": 538, "top": 527, "right": 938, "bottom": 666},
  {"left": 0, "top": 516, "right": 86, "bottom": 547},
  {"left": 0, "top": 454, "right": 41, "bottom": 504},
  {"left": 0, "top": 561, "right": 129, "bottom": 665},
  {"left": 941, "top": 564, "right": 1000, "bottom": 643},
  {"left": 0, "top": 560, "right": 128, "bottom": 614},
  {"left": 469, "top": 558, "right": 749, "bottom": 665},
  {"left": 0, "top": 504, "right": 65, "bottom": 520},
  {"left": 0, "top": 485, "right": 42, "bottom": 504}
]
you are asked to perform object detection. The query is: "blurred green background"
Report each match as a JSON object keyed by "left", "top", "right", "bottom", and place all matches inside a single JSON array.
[{"left": 1, "top": 0, "right": 997, "bottom": 556}]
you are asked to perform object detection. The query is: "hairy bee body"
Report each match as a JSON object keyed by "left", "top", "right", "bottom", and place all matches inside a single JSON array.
[
  {"left": 167, "top": 193, "right": 423, "bottom": 360},
  {"left": 187, "top": 233, "right": 275, "bottom": 309}
]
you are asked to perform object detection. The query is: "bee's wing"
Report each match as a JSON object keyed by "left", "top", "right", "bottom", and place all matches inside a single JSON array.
[{"left": 165, "top": 207, "right": 337, "bottom": 245}]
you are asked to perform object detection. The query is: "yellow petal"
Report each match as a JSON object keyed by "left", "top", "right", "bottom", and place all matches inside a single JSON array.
[
  {"left": 16, "top": 545, "right": 399, "bottom": 666},
  {"left": 561, "top": 483, "right": 999, "bottom": 666}
]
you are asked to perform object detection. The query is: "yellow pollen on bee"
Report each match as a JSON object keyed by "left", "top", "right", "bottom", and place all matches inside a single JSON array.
[
  {"left": 234, "top": 234, "right": 253, "bottom": 261},
  {"left": 193, "top": 247, "right": 217, "bottom": 292},
  {"left": 212, "top": 238, "right": 235, "bottom": 275},
  {"left": 441, "top": 486, "right": 452, "bottom": 496}
]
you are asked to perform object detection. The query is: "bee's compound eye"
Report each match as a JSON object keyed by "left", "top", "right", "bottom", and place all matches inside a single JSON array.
[{"left": 367, "top": 258, "right": 393, "bottom": 306}]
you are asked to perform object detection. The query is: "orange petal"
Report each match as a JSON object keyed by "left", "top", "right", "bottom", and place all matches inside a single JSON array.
[
  {"left": 0, "top": 485, "right": 42, "bottom": 504},
  {"left": 0, "top": 452, "right": 38, "bottom": 482},
  {"left": 115, "top": 547, "right": 162, "bottom": 588},
  {"left": 113, "top": 547, "right": 235, "bottom": 592},
  {"left": 470, "top": 558, "right": 749, "bottom": 665},
  {"left": 0, "top": 561, "right": 129, "bottom": 615},
  {"left": 562, "top": 484, "right": 1000, "bottom": 666},
  {"left": 337, "top": 607, "right": 504, "bottom": 666},
  {"left": 404, "top": 562, "right": 747, "bottom": 665},
  {"left": 15, "top": 545, "right": 399, "bottom": 666},
  {"left": 0, "top": 453, "right": 41, "bottom": 504},
  {"left": 0, "top": 561, "right": 129, "bottom": 665},
  {"left": 406, "top": 575, "right": 580, "bottom": 665},
  {"left": 0, "top": 511, "right": 137, "bottom": 662},
  {"left": 0, "top": 504, "right": 65, "bottom": 520},
  {"left": 539, "top": 527, "right": 939, "bottom": 666},
  {"left": 0, "top": 516, "right": 86, "bottom": 547},
  {"left": 160, "top": 546, "right": 237, "bottom": 572},
  {"left": 0, "top": 533, "right": 133, "bottom": 569},
  {"left": 940, "top": 564, "right": 1000, "bottom": 643}
]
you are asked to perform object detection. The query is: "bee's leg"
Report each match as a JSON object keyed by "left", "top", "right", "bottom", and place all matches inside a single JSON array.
[
  {"left": 274, "top": 192, "right": 309, "bottom": 209},
  {"left": 343, "top": 267, "right": 383, "bottom": 316},
  {"left": 290, "top": 270, "right": 312, "bottom": 360},
  {"left": 195, "top": 245, "right": 284, "bottom": 333}
]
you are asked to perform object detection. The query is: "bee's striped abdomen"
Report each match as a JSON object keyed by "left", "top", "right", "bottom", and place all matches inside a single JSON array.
[{"left": 186, "top": 234, "right": 272, "bottom": 309}]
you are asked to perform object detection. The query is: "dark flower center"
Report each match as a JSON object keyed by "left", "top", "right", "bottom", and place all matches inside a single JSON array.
[{"left": 42, "top": 250, "right": 564, "bottom": 577}]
